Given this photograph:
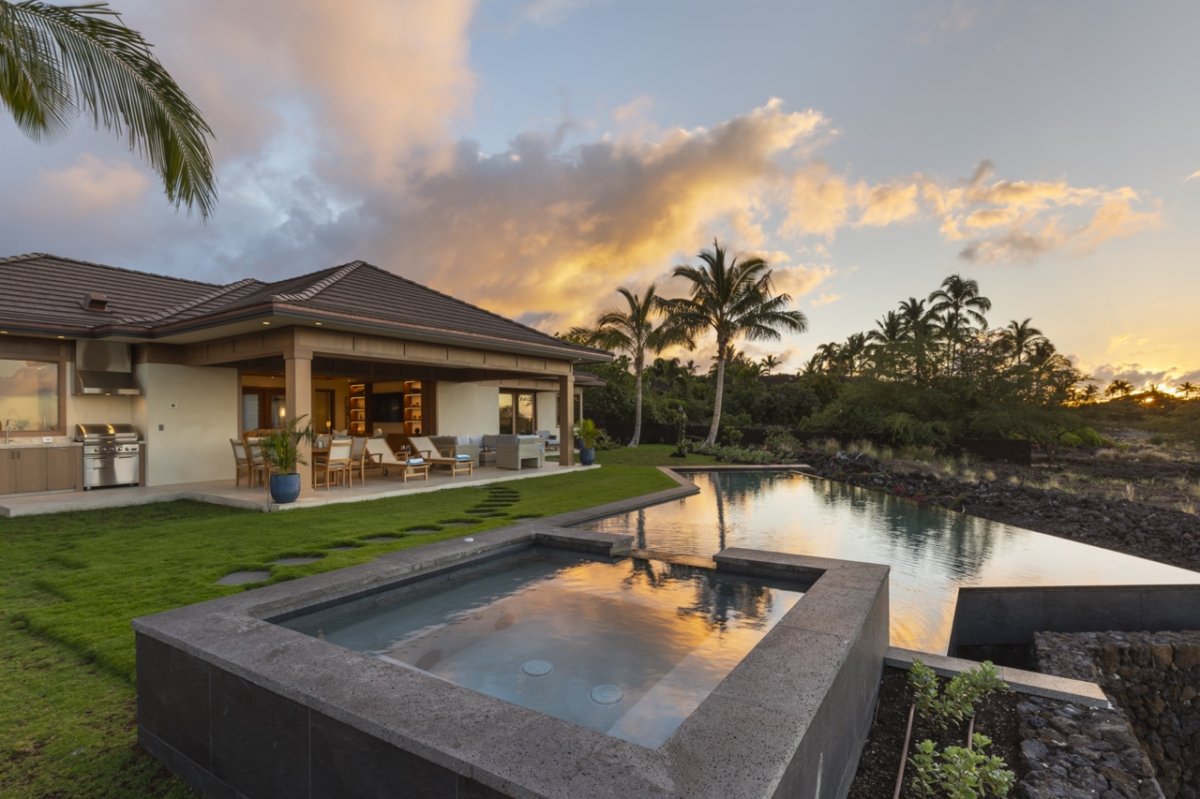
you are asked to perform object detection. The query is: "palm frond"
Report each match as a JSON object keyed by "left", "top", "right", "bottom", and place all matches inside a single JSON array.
[{"left": 0, "top": 1, "right": 216, "bottom": 217}]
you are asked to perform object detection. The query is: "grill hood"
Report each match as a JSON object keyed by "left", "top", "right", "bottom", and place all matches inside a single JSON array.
[{"left": 75, "top": 341, "right": 141, "bottom": 396}]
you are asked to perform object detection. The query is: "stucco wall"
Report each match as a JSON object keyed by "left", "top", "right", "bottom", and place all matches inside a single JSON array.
[
  {"left": 436, "top": 383, "right": 498, "bottom": 435},
  {"left": 536, "top": 391, "right": 560, "bottom": 438},
  {"left": 135, "top": 364, "right": 238, "bottom": 487}
]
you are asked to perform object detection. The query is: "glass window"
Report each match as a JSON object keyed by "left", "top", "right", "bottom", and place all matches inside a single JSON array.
[
  {"left": 0, "top": 359, "right": 59, "bottom": 432},
  {"left": 499, "top": 390, "right": 536, "bottom": 434},
  {"left": 498, "top": 392, "right": 514, "bottom": 434}
]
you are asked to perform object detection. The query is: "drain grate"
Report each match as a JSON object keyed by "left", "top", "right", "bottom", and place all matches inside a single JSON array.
[
  {"left": 590, "top": 684, "right": 623, "bottom": 705},
  {"left": 521, "top": 659, "right": 554, "bottom": 677}
]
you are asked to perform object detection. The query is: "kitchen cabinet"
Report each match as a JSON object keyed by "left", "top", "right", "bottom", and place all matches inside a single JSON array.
[{"left": 0, "top": 446, "right": 81, "bottom": 494}]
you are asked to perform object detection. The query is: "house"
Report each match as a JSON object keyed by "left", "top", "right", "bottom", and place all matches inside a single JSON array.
[{"left": 0, "top": 253, "right": 610, "bottom": 497}]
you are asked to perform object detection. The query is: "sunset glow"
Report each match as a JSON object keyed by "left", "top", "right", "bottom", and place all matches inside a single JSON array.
[{"left": 1, "top": 2, "right": 1196, "bottom": 390}]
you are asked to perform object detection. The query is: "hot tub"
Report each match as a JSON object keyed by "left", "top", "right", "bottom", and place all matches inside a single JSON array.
[{"left": 135, "top": 524, "right": 887, "bottom": 798}]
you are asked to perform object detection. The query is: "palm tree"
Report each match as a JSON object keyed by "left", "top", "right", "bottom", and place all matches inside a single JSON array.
[
  {"left": 1106, "top": 379, "right": 1134, "bottom": 399},
  {"left": 897, "top": 297, "right": 937, "bottom": 382},
  {"left": 999, "top": 318, "right": 1045, "bottom": 366},
  {"left": 1179, "top": 381, "right": 1197, "bottom": 400},
  {"left": 582, "top": 284, "right": 687, "bottom": 447},
  {"left": 663, "top": 240, "right": 808, "bottom": 445},
  {"left": 0, "top": 1, "right": 216, "bottom": 216},
  {"left": 758, "top": 354, "right": 782, "bottom": 376},
  {"left": 867, "top": 311, "right": 905, "bottom": 374},
  {"left": 928, "top": 274, "right": 992, "bottom": 375}
]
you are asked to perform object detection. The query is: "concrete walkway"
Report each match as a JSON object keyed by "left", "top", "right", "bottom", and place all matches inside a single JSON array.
[{"left": 0, "top": 462, "right": 594, "bottom": 517}]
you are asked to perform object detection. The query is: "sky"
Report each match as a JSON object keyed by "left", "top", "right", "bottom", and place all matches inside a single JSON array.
[{"left": 2, "top": 0, "right": 1198, "bottom": 390}]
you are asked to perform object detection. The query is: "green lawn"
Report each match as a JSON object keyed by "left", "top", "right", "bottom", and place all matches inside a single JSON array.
[{"left": 0, "top": 449, "right": 704, "bottom": 798}]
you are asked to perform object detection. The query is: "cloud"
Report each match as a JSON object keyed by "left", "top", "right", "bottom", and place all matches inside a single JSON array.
[
  {"left": 30, "top": 155, "right": 150, "bottom": 216},
  {"left": 1186, "top": 170, "right": 1200, "bottom": 183},
  {"left": 811, "top": 293, "right": 842, "bottom": 307}
]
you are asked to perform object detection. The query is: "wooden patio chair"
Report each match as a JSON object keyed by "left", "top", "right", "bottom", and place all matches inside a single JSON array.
[
  {"left": 375, "top": 446, "right": 431, "bottom": 483},
  {"left": 230, "top": 438, "right": 252, "bottom": 487},
  {"left": 317, "top": 439, "right": 353, "bottom": 489},
  {"left": 351, "top": 436, "right": 381, "bottom": 483},
  {"left": 242, "top": 434, "right": 270, "bottom": 488},
  {"left": 406, "top": 435, "right": 475, "bottom": 477}
]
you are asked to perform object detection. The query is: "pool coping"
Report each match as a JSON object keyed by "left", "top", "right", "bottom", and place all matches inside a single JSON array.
[{"left": 135, "top": 518, "right": 888, "bottom": 799}]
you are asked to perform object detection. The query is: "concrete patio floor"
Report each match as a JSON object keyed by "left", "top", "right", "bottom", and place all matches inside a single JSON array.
[{"left": 0, "top": 462, "right": 593, "bottom": 518}]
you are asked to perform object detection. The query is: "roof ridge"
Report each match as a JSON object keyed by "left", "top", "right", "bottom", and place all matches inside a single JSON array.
[
  {"left": 355, "top": 261, "right": 573, "bottom": 347},
  {"left": 272, "top": 261, "right": 363, "bottom": 302},
  {"left": 120, "top": 277, "right": 266, "bottom": 323},
  {"left": 0, "top": 252, "right": 223, "bottom": 289}
]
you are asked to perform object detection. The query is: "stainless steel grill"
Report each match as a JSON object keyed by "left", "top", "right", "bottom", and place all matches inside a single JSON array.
[{"left": 75, "top": 423, "right": 141, "bottom": 489}]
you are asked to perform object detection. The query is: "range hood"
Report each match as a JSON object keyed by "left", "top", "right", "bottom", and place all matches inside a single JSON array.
[{"left": 75, "top": 341, "right": 141, "bottom": 396}]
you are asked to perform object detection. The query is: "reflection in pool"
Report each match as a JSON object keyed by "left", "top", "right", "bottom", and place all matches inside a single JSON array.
[
  {"left": 578, "top": 470, "right": 1200, "bottom": 652},
  {"left": 279, "top": 548, "right": 804, "bottom": 748}
]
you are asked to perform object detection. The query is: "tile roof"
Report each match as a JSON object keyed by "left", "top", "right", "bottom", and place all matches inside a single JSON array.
[{"left": 0, "top": 253, "right": 609, "bottom": 362}]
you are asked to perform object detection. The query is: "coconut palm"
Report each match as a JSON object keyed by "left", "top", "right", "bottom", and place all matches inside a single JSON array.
[
  {"left": 663, "top": 240, "right": 808, "bottom": 445},
  {"left": 1106, "top": 379, "right": 1134, "bottom": 399},
  {"left": 758, "top": 354, "right": 782, "bottom": 376},
  {"left": 867, "top": 310, "right": 906, "bottom": 374},
  {"left": 999, "top": 318, "right": 1046, "bottom": 366},
  {"left": 929, "top": 274, "right": 992, "bottom": 375},
  {"left": 581, "top": 284, "right": 688, "bottom": 447},
  {"left": 897, "top": 296, "right": 937, "bottom": 382},
  {"left": 1179, "top": 381, "right": 1197, "bottom": 400},
  {"left": 0, "top": 1, "right": 216, "bottom": 216}
]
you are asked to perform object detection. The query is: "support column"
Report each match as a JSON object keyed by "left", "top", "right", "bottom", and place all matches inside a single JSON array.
[
  {"left": 558, "top": 372, "right": 574, "bottom": 466},
  {"left": 285, "top": 350, "right": 314, "bottom": 497}
]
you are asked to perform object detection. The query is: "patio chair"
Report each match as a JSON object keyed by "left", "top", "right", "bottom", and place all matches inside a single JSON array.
[
  {"left": 352, "top": 436, "right": 382, "bottom": 482},
  {"left": 230, "top": 438, "right": 252, "bottom": 487},
  {"left": 317, "top": 439, "right": 353, "bottom": 489},
  {"left": 406, "top": 435, "right": 475, "bottom": 477},
  {"left": 374, "top": 446, "right": 431, "bottom": 483},
  {"left": 242, "top": 434, "right": 270, "bottom": 488}
]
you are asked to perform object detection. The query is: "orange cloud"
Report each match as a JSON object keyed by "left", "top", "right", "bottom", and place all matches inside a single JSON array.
[{"left": 32, "top": 155, "right": 150, "bottom": 215}]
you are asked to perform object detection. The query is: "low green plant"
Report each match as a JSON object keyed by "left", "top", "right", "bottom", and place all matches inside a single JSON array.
[
  {"left": 575, "top": 418, "right": 600, "bottom": 449},
  {"left": 909, "top": 734, "right": 1015, "bottom": 798},
  {"left": 260, "top": 414, "right": 315, "bottom": 473},
  {"left": 908, "top": 659, "right": 1007, "bottom": 730}
]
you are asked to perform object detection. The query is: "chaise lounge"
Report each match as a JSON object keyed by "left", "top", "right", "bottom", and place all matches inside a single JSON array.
[
  {"left": 372, "top": 444, "right": 431, "bottom": 483},
  {"left": 406, "top": 436, "right": 475, "bottom": 477}
]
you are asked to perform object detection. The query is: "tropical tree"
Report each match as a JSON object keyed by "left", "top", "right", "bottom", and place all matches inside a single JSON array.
[
  {"left": 759, "top": 354, "right": 782, "bottom": 376},
  {"left": 897, "top": 296, "right": 937, "bottom": 382},
  {"left": 0, "top": 0, "right": 216, "bottom": 216},
  {"left": 663, "top": 240, "right": 808, "bottom": 445},
  {"left": 999, "top": 318, "right": 1045, "bottom": 366},
  {"left": 579, "top": 284, "right": 687, "bottom": 447},
  {"left": 1179, "top": 381, "right": 1197, "bottom": 400},
  {"left": 928, "top": 274, "right": 992, "bottom": 375},
  {"left": 1106, "top": 379, "right": 1134, "bottom": 399},
  {"left": 866, "top": 310, "right": 907, "bottom": 376}
]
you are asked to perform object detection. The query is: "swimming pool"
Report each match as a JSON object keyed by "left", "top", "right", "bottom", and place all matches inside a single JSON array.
[{"left": 579, "top": 469, "right": 1200, "bottom": 652}]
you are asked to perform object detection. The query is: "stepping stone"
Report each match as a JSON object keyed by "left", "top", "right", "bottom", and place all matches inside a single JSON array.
[
  {"left": 438, "top": 518, "right": 482, "bottom": 526},
  {"left": 362, "top": 535, "right": 399, "bottom": 543},
  {"left": 511, "top": 513, "right": 542, "bottom": 520},
  {"left": 402, "top": 525, "right": 441, "bottom": 533},
  {"left": 217, "top": 570, "right": 270, "bottom": 586},
  {"left": 271, "top": 556, "right": 323, "bottom": 566}
]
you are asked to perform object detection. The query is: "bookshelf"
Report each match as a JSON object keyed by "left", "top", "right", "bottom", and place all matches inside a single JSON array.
[
  {"left": 402, "top": 380, "right": 423, "bottom": 436},
  {"left": 348, "top": 383, "right": 368, "bottom": 436}
]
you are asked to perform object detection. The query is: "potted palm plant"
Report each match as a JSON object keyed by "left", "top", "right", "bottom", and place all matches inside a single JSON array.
[
  {"left": 576, "top": 418, "right": 600, "bottom": 466},
  {"left": 261, "top": 414, "right": 315, "bottom": 504}
]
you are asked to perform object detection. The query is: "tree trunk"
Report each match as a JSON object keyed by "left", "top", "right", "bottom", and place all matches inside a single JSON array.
[
  {"left": 705, "top": 349, "right": 726, "bottom": 445},
  {"left": 630, "top": 359, "right": 644, "bottom": 447}
]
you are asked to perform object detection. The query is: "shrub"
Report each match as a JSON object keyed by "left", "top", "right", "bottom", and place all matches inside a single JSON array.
[
  {"left": 910, "top": 735, "right": 1015, "bottom": 799},
  {"left": 908, "top": 659, "right": 1007, "bottom": 730}
]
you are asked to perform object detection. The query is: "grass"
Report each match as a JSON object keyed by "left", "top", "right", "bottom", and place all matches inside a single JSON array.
[{"left": 0, "top": 450, "right": 686, "bottom": 798}]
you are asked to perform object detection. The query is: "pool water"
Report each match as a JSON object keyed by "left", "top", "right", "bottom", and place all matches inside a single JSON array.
[
  {"left": 280, "top": 548, "right": 804, "bottom": 748},
  {"left": 579, "top": 470, "right": 1200, "bottom": 652}
]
